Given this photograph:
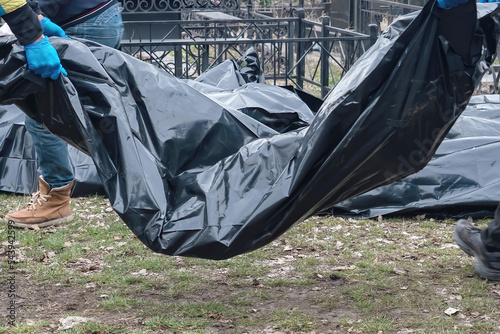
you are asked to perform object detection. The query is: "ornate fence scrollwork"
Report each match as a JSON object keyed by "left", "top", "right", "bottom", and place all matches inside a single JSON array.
[{"left": 121, "top": 0, "right": 240, "bottom": 12}]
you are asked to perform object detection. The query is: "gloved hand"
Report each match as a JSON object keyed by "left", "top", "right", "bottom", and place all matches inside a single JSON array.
[
  {"left": 437, "top": 0, "right": 469, "bottom": 8},
  {"left": 24, "top": 36, "right": 67, "bottom": 80},
  {"left": 40, "top": 17, "right": 69, "bottom": 38}
]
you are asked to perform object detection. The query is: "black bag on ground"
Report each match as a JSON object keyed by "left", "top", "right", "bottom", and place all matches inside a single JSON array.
[{"left": 327, "top": 94, "right": 500, "bottom": 219}]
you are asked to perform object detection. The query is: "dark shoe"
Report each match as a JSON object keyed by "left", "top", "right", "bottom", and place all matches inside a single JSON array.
[
  {"left": 453, "top": 219, "right": 481, "bottom": 257},
  {"left": 454, "top": 219, "right": 500, "bottom": 281}
]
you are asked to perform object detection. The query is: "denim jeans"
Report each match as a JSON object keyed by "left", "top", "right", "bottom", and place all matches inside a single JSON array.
[
  {"left": 65, "top": 3, "right": 124, "bottom": 49},
  {"left": 25, "top": 3, "right": 124, "bottom": 189}
]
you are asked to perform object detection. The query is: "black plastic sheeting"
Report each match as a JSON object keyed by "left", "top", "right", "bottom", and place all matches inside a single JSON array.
[
  {"left": 0, "top": 104, "right": 103, "bottom": 196},
  {"left": 0, "top": 48, "right": 308, "bottom": 197},
  {"left": 328, "top": 94, "right": 500, "bottom": 219},
  {"left": 5, "top": 93, "right": 500, "bottom": 218},
  {"left": 1, "top": 1, "right": 499, "bottom": 259}
]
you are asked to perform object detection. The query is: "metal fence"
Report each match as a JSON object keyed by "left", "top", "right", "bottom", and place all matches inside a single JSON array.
[
  {"left": 1, "top": 1, "right": 496, "bottom": 94},
  {"left": 121, "top": 0, "right": 242, "bottom": 14},
  {"left": 356, "top": 0, "right": 421, "bottom": 34},
  {"left": 120, "top": 9, "right": 378, "bottom": 97}
]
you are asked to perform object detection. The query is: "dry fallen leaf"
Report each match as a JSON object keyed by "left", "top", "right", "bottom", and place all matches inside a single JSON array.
[
  {"left": 85, "top": 282, "right": 97, "bottom": 289},
  {"left": 444, "top": 307, "right": 459, "bottom": 316},
  {"left": 393, "top": 267, "right": 407, "bottom": 275},
  {"left": 132, "top": 269, "right": 148, "bottom": 276},
  {"left": 58, "top": 316, "right": 93, "bottom": 330},
  {"left": 331, "top": 266, "right": 356, "bottom": 271}
]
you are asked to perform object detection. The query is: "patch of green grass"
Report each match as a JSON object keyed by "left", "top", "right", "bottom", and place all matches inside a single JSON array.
[
  {"left": 344, "top": 284, "right": 378, "bottom": 313},
  {"left": 309, "top": 293, "right": 343, "bottom": 309},
  {"left": 360, "top": 263, "right": 395, "bottom": 281},
  {"left": 294, "top": 256, "right": 320, "bottom": 272},
  {"left": 270, "top": 309, "right": 318, "bottom": 331},
  {"left": 262, "top": 277, "right": 314, "bottom": 287},
  {"left": 64, "top": 321, "right": 128, "bottom": 334},
  {"left": 471, "top": 320, "right": 497, "bottom": 331},
  {"left": 226, "top": 258, "right": 269, "bottom": 278},
  {"left": 359, "top": 315, "right": 396, "bottom": 333},
  {"left": 27, "top": 262, "right": 70, "bottom": 282},
  {"left": 176, "top": 300, "right": 229, "bottom": 318},
  {"left": 231, "top": 289, "right": 273, "bottom": 307},
  {"left": 56, "top": 246, "right": 86, "bottom": 263},
  {"left": 0, "top": 321, "right": 50, "bottom": 334},
  {"left": 338, "top": 315, "right": 396, "bottom": 333},
  {"left": 136, "top": 300, "right": 235, "bottom": 332},
  {"left": 460, "top": 296, "right": 498, "bottom": 315},
  {"left": 99, "top": 295, "right": 148, "bottom": 310},
  {"left": 143, "top": 315, "right": 208, "bottom": 331}
]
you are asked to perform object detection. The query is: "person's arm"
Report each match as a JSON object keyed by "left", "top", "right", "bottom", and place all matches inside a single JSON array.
[
  {"left": 0, "top": 0, "right": 66, "bottom": 79},
  {"left": 26, "top": 0, "right": 42, "bottom": 15},
  {"left": 0, "top": 1, "right": 42, "bottom": 45},
  {"left": 25, "top": 0, "right": 69, "bottom": 38}
]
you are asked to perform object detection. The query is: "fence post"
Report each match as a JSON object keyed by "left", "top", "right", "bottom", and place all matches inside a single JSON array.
[
  {"left": 369, "top": 24, "right": 378, "bottom": 47},
  {"left": 202, "top": 45, "right": 209, "bottom": 73},
  {"left": 321, "top": 0, "right": 331, "bottom": 18},
  {"left": 353, "top": 0, "right": 362, "bottom": 33},
  {"left": 247, "top": 0, "right": 253, "bottom": 18},
  {"left": 295, "top": 9, "right": 305, "bottom": 90},
  {"left": 287, "top": 13, "right": 294, "bottom": 85},
  {"left": 174, "top": 45, "right": 183, "bottom": 77},
  {"left": 321, "top": 16, "right": 330, "bottom": 98}
]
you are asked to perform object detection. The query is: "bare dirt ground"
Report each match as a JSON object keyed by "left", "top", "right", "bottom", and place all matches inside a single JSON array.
[
  {"left": 1, "top": 196, "right": 500, "bottom": 334},
  {"left": 1, "top": 276, "right": 356, "bottom": 333}
]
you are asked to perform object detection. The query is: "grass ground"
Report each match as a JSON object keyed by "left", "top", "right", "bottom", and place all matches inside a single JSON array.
[{"left": 0, "top": 193, "right": 499, "bottom": 334}]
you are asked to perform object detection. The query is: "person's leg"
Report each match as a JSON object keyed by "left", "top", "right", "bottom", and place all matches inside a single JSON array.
[
  {"left": 481, "top": 204, "right": 500, "bottom": 251},
  {"left": 454, "top": 203, "right": 500, "bottom": 280},
  {"left": 64, "top": 3, "right": 124, "bottom": 49},
  {"left": 24, "top": 116, "right": 74, "bottom": 188},
  {"left": 6, "top": 4, "right": 124, "bottom": 228},
  {"left": 5, "top": 116, "right": 74, "bottom": 229}
]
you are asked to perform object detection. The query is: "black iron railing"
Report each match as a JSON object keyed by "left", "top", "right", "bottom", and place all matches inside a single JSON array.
[
  {"left": 357, "top": 0, "right": 421, "bottom": 34},
  {"left": 121, "top": 0, "right": 241, "bottom": 13},
  {"left": 120, "top": 13, "right": 377, "bottom": 97}
]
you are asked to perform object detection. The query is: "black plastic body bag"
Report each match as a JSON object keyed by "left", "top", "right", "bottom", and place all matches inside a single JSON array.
[
  {"left": 327, "top": 95, "right": 500, "bottom": 219},
  {"left": 0, "top": 1, "right": 499, "bottom": 259}
]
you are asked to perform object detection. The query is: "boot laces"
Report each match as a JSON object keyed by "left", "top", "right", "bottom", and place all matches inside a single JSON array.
[{"left": 26, "top": 191, "right": 52, "bottom": 211}]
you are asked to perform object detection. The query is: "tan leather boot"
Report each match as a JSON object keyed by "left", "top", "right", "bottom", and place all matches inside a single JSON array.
[{"left": 6, "top": 176, "right": 74, "bottom": 229}]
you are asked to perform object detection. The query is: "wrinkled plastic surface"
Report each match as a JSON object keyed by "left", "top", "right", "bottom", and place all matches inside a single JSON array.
[
  {"left": 0, "top": 104, "right": 103, "bottom": 196},
  {"left": 0, "top": 48, "right": 308, "bottom": 196},
  {"left": 328, "top": 94, "right": 500, "bottom": 219},
  {"left": 5, "top": 92, "right": 499, "bottom": 217},
  {"left": 1, "top": 1, "right": 499, "bottom": 259}
]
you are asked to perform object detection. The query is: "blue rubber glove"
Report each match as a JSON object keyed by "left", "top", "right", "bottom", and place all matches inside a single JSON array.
[
  {"left": 24, "top": 36, "right": 67, "bottom": 80},
  {"left": 437, "top": 0, "right": 469, "bottom": 8},
  {"left": 479, "top": 0, "right": 499, "bottom": 3},
  {"left": 40, "top": 17, "right": 69, "bottom": 39}
]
